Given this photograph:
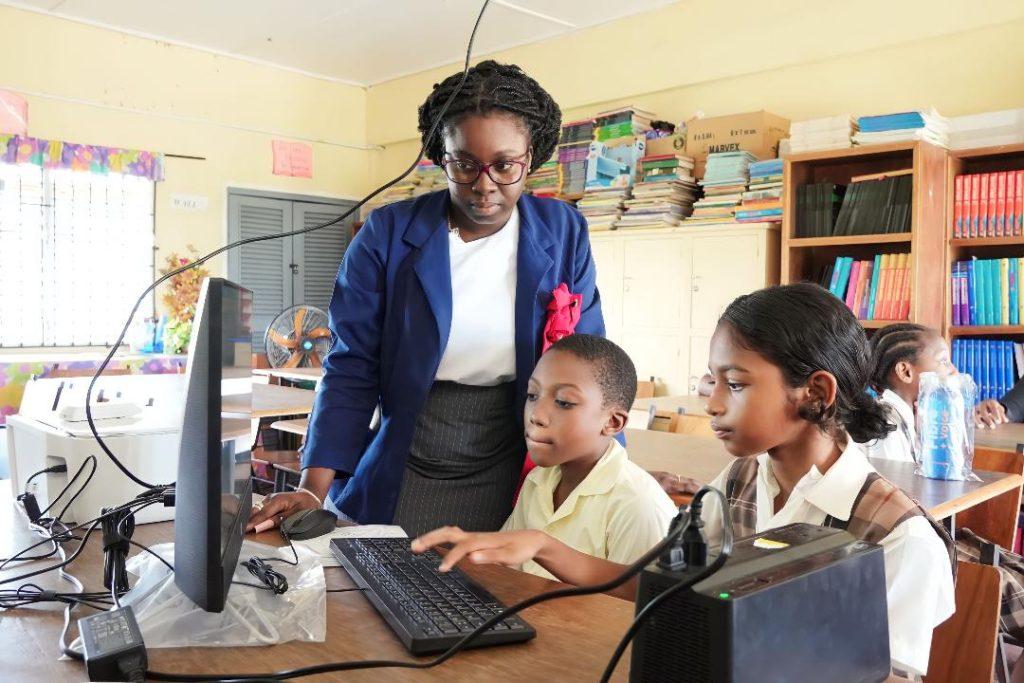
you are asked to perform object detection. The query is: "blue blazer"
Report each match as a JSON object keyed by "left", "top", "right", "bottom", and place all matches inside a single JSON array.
[{"left": 302, "top": 190, "right": 606, "bottom": 523}]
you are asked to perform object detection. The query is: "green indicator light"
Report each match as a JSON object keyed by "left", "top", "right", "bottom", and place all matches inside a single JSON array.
[{"left": 718, "top": 592, "right": 730, "bottom": 599}]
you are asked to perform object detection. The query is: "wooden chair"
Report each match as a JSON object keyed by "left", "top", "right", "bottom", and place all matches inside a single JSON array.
[
  {"left": 958, "top": 447, "right": 1024, "bottom": 550},
  {"left": 636, "top": 376, "right": 656, "bottom": 399},
  {"left": 925, "top": 560, "right": 1002, "bottom": 683},
  {"left": 667, "top": 409, "right": 715, "bottom": 438},
  {"left": 251, "top": 449, "right": 301, "bottom": 492}
]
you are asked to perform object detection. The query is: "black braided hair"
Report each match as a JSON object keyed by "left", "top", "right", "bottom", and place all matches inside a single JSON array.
[
  {"left": 417, "top": 60, "right": 561, "bottom": 174},
  {"left": 868, "top": 323, "right": 933, "bottom": 393}
]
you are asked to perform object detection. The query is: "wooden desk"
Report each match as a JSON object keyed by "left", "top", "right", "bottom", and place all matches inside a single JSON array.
[
  {"left": 271, "top": 418, "right": 310, "bottom": 437},
  {"left": 975, "top": 422, "right": 1024, "bottom": 453},
  {"left": 624, "top": 429, "right": 1024, "bottom": 532},
  {"left": 253, "top": 367, "right": 324, "bottom": 385},
  {"left": 222, "top": 383, "right": 316, "bottom": 419},
  {"left": 0, "top": 488, "right": 635, "bottom": 682}
]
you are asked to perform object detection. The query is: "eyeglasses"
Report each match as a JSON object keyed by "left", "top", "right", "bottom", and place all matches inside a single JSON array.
[{"left": 441, "top": 155, "right": 529, "bottom": 185}]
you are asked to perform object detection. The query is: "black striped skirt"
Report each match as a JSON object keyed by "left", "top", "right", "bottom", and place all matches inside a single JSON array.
[{"left": 391, "top": 380, "right": 525, "bottom": 537}]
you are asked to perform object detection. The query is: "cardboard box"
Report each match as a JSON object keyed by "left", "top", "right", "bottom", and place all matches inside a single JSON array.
[
  {"left": 644, "top": 132, "right": 687, "bottom": 158},
  {"left": 685, "top": 110, "right": 790, "bottom": 178}
]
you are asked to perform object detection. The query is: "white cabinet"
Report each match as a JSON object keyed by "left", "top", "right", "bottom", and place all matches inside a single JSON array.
[{"left": 590, "top": 223, "right": 780, "bottom": 395}]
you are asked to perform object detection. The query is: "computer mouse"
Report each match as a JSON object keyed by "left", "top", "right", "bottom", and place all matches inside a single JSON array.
[{"left": 280, "top": 508, "right": 338, "bottom": 540}]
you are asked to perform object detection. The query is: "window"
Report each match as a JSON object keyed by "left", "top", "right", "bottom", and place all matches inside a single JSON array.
[{"left": 0, "top": 163, "right": 155, "bottom": 347}]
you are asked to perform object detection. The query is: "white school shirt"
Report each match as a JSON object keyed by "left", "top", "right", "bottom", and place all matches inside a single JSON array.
[
  {"left": 861, "top": 389, "right": 918, "bottom": 463},
  {"left": 434, "top": 207, "right": 518, "bottom": 386},
  {"left": 701, "top": 443, "right": 955, "bottom": 677},
  {"left": 502, "top": 439, "right": 678, "bottom": 580}
]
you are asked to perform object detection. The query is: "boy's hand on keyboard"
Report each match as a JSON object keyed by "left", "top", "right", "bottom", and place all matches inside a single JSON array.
[{"left": 411, "top": 527, "right": 548, "bottom": 572}]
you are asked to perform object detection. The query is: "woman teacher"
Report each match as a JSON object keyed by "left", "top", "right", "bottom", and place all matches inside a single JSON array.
[{"left": 247, "top": 61, "right": 606, "bottom": 536}]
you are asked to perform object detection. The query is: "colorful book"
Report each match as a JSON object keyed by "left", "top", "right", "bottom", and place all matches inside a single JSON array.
[
  {"left": 952, "top": 262, "right": 962, "bottom": 326},
  {"left": 845, "top": 260, "right": 862, "bottom": 310},
  {"left": 954, "top": 175, "right": 964, "bottom": 238},
  {"left": 1002, "top": 258, "right": 1011, "bottom": 325},
  {"left": 867, "top": 254, "right": 883, "bottom": 320},
  {"left": 970, "top": 174, "right": 980, "bottom": 238},
  {"left": 898, "top": 253, "right": 912, "bottom": 320},
  {"left": 858, "top": 261, "right": 874, "bottom": 319},
  {"left": 1011, "top": 258, "right": 1020, "bottom": 326}
]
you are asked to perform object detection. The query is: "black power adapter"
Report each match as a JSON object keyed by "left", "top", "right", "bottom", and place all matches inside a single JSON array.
[{"left": 78, "top": 605, "right": 148, "bottom": 682}]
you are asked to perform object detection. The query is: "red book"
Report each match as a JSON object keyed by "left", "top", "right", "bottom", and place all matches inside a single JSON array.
[
  {"left": 980, "top": 173, "right": 991, "bottom": 237},
  {"left": 898, "top": 258, "right": 912, "bottom": 320},
  {"left": 997, "top": 171, "right": 1008, "bottom": 237},
  {"left": 954, "top": 175, "right": 964, "bottom": 238},
  {"left": 969, "top": 173, "right": 980, "bottom": 238},
  {"left": 1016, "top": 170, "right": 1024, "bottom": 237}
]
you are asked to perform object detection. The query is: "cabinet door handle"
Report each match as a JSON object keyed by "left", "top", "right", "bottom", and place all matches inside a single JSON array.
[
  {"left": 624, "top": 276, "right": 633, "bottom": 293},
  {"left": 691, "top": 276, "right": 701, "bottom": 293}
]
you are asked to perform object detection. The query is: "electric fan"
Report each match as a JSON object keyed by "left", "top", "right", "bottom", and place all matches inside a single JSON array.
[{"left": 263, "top": 305, "right": 331, "bottom": 368}]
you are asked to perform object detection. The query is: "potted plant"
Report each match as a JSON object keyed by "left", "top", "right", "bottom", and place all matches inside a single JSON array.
[{"left": 159, "top": 245, "right": 209, "bottom": 355}]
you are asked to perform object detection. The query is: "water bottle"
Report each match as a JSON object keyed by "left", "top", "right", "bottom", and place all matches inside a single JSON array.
[{"left": 915, "top": 372, "right": 977, "bottom": 481}]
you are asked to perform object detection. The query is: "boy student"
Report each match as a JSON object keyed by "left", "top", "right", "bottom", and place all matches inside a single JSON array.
[
  {"left": 416, "top": 333, "right": 678, "bottom": 581},
  {"left": 415, "top": 285, "right": 955, "bottom": 677}
]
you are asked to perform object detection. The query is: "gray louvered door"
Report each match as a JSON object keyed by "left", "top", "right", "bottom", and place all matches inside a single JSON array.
[
  {"left": 291, "top": 201, "right": 352, "bottom": 312},
  {"left": 227, "top": 192, "right": 353, "bottom": 352}
]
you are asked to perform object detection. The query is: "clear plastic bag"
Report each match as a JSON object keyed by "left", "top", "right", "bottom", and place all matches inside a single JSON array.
[
  {"left": 117, "top": 540, "right": 326, "bottom": 648},
  {"left": 915, "top": 372, "right": 979, "bottom": 481}
]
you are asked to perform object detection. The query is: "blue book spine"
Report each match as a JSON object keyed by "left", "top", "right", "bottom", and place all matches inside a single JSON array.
[
  {"left": 1012, "top": 258, "right": 1020, "bottom": 326},
  {"left": 835, "top": 257, "right": 853, "bottom": 300},
  {"left": 953, "top": 339, "right": 961, "bottom": 375},
  {"left": 983, "top": 339, "right": 991, "bottom": 401},
  {"left": 998, "top": 341, "right": 1006, "bottom": 398},
  {"left": 867, "top": 254, "right": 883, "bottom": 320},
  {"left": 952, "top": 263, "right": 962, "bottom": 327},
  {"left": 1007, "top": 341, "right": 1015, "bottom": 398},
  {"left": 828, "top": 257, "right": 843, "bottom": 295},
  {"left": 980, "top": 259, "right": 991, "bottom": 326},
  {"left": 976, "top": 340, "right": 985, "bottom": 399},
  {"left": 967, "top": 259, "right": 978, "bottom": 325},
  {"left": 989, "top": 260, "right": 1001, "bottom": 326}
]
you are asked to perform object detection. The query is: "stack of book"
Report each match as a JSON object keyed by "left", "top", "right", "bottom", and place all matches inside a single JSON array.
[
  {"left": 617, "top": 154, "right": 698, "bottom": 229},
  {"left": 831, "top": 171, "right": 913, "bottom": 236},
  {"left": 577, "top": 185, "right": 632, "bottom": 232},
  {"left": 789, "top": 114, "right": 857, "bottom": 153},
  {"left": 853, "top": 108, "right": 950, "bottom": 148},
  {"left": 949, "top": 108, "right": 1024, "bottom": 150},
  {"left": 410, "top": 160, "right": 445, "bottom": 197},
  {"left": 952, "top": 339, "right": 1022, "bottom": 402},
  {"left": 822, "top": 253, "right": 911, "bottom": 322},
  {"left": 593, "top": 106, "right": 655, "bottom": 146},
  {"left": 525, "top": 156, "right": 559, "bottom": 199},
  {"left": 557, "top": 119, "right": 594, "bottom": 200},
  {"left": 951, "top": 257, "right": 1024, "bottom": 326},
  {"left": 953, "top": 171, "right": 1024, "bottom": 238},
  {"left": 795, "top": 183, "right": 846, "bottom": 237},
  {"left": 685, "top": 151, "right": 756, "bottom": 225},
  {"left": 736, "top": 159, "right": 783, "bottom": 223}
]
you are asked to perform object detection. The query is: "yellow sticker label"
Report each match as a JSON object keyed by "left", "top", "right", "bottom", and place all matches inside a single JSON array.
[{"left": 753, "top": 538, "right": 790, "bottom": 550}]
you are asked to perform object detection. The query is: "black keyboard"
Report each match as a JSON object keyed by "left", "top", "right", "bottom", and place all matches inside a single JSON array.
[{"left": 331, "top": 537, "right": 535, "bottom": 655}]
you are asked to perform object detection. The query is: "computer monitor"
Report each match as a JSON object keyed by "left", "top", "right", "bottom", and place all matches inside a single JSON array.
[{"left": 174, "top": 277, "right": 255, "bottom": 613}]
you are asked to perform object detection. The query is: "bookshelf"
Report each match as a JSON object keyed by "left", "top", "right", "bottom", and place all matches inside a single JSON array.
[
  {"left": 945, "top": 143, "right": 1024, "bottom": 342},
  {"left": 781, "top": 141, "right": 948, "bottom": 331}
]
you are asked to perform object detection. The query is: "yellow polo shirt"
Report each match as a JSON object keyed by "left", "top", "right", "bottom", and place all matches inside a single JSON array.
[{"left": 501, "top": 439, "right": 678, "bottom": 580}]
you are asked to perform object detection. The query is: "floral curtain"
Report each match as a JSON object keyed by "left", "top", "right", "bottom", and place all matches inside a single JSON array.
[{"left": 0, "top": 134, "right": 164, "bottom": 181}]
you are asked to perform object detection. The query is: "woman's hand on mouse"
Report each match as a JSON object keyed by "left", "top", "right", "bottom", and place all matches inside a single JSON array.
[
  {"left": 246, "top": 490, "right": 321, "bottom": 532},
  {"left": 410, "top": 527, "right": 550, "bottom": 572}
]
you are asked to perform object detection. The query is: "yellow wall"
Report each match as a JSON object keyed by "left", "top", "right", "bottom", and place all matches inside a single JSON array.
[
  {"left": 6, "top": 0, "right": 1024, "bottom": 278},
  {"left": 368, "top": 0, "right": 1024, "bottom": 185},
  {"left": 0, "top": 5, "right": 372, "bottom": 288}
]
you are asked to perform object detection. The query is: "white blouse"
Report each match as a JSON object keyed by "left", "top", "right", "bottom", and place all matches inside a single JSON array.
[{"left": 435, "top": 207, "right": 519, "bottom": 386}]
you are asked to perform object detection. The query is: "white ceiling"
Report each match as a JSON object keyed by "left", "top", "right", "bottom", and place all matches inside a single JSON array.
[{"left": 3, "top": 0, "right": 677, "bottom": 85}]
